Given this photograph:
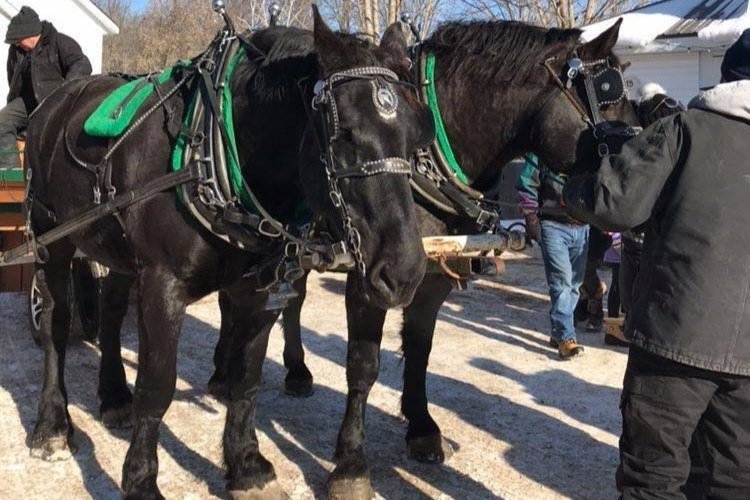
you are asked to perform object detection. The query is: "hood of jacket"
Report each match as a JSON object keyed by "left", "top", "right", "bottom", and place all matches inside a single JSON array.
[
  {"left": 39, "top": 21, "right": 57, "bottom": 45},
  {"left": 689, "top": 80, "right": 750, "bottom": 123}
]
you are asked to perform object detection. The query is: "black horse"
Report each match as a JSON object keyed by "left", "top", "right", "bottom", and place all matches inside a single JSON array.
[
  {"left": 26, "top": 9, "right": 433, "bottom": 499},
  {"left": 259, "top": 19, "right": 638, "bottom": 499}
]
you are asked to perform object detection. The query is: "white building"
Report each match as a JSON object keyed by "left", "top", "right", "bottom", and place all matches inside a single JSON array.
[
  {"left": 582, "top": 0, "right": 750, "bottom": 105},
  {"left": 0, "top": 0, "right": 118, "bottom": 99}
]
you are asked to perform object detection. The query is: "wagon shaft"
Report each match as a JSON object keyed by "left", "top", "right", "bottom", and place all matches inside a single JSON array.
[{"left": 422, "top": 231, "right": 526, "bottom": 256}]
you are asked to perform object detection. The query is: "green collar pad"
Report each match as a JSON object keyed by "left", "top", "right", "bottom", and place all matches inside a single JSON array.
[{"left": 424, "top": 53, "right": 469, "bottom": 186}]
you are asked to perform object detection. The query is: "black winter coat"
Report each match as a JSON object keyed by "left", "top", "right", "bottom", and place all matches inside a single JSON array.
[
  {"left": 564, "top": 81, "right": 750, "bottom": 376},
  {"left": 6, "top": 21, "right": 91, "bottom": 107}
]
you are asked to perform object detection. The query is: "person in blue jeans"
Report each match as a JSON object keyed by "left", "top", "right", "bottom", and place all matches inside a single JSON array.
[{"left": 518, "top": 154, "right": 588, "bottom": 359}]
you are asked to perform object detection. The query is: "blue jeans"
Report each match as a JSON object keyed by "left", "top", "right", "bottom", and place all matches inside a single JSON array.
[{"left": 539, "top": 220, "right": 589, "bottom": 342}]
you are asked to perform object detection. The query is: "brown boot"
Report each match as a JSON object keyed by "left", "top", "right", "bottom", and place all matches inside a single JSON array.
[{"left": 558, "top": 339, "right": 585, "bottom": 360}]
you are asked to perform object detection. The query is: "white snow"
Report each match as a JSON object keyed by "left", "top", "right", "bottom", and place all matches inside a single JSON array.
[{"left": 582, "top": 0, "right": 750, "bottom": 49}]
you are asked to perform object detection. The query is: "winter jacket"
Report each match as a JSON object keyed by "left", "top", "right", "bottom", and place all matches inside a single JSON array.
[
  {"left": 564, "top": 80, "right": 750, "bottom": 376},
  {"left": 516, "top": 155, "right": 583, "bottom": 225},
  {"left": 6, "top": 21, "right": 91, "bottom": 108}
]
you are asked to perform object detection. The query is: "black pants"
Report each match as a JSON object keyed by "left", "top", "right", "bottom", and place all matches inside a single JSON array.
[
  {"left": 0, "top": 97, "right": 28, "bottom": 169},
  {"left": 619, "top": 347, "right": 750, "bottom": 499}
]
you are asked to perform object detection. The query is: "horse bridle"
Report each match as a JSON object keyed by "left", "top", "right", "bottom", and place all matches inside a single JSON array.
[
  {"left": 309, "top": 66, "right": 413, "bottom": 277},
  {"left": 543, "top": 54, "right": 640, "bottom": 157}
]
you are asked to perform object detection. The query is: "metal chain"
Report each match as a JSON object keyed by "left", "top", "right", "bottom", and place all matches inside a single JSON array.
[{"left": 322, "top": 154, "right": 367, "bottom": 277}]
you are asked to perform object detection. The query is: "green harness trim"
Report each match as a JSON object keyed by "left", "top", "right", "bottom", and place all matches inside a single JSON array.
[
  {"left": 221, "top": 45, "right": 253, "bottom": 208},
  {"left": 84, "top": 66, "right": 178, "bottom": 138},
  {"left": 170, "top": 46, "right": 252, "bottom": 207},
  {"left": 424, "top": 53, "right": 469, "bottom": 186},
  {"left": 0, "top": 167, "right": 24, "bottom": 183}
]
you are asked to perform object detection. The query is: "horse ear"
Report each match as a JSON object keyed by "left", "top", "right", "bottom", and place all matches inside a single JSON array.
[
  {"left": 376, "top": 22, "right": 410, "bottom": 72},
  {"left": 621, "top": 60, "right": 632, "bottom": 72},
  {"left": 579, "top": 18, "right": 622, "bottom": 59},
  {"left": 312, "top": 4, "right": 342, "bottom": 70},
  {"left": 378, "top": 22, "right": 408, "bottom": 58}
]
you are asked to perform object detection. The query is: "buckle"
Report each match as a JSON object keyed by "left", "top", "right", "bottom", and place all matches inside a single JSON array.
[
  {"left": 476, "top": 209, "right": 498, "bottom": 232},
  {"left": 258, "top": 218, "right": 282, "bottom": 238}
]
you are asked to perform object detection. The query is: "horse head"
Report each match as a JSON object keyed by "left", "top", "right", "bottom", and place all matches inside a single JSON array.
[
  {"left": 530, "top": 19, "right": 639, "bottom": 173},
  {"left": 299, "top": 7, "right": 434, "bottom": 308}
]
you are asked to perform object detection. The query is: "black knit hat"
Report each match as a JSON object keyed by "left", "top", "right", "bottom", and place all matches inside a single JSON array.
[
  {"left": 5, "top": 6, "right": 42, "bottom": 44},
  {"left": 721, "top": 29, "right": 750, "bottom": 83}
]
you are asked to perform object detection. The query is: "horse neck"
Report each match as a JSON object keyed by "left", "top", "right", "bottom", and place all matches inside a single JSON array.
[{"left": 432, "top": 56, "right": 546, "bottom": 187}]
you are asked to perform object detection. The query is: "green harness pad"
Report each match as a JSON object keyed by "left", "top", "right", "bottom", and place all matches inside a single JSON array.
[
  {"left": 170, "top": 46, "right": 309, "bottom": 225},
  {"left": 424, "top": 53, "right": 469, "bottom": 186},
  {"left": 84, "top": 66, "right": 178, "bottom": 138}
]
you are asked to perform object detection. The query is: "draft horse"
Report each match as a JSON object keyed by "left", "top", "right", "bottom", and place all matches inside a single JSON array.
[
  {"left": 26, "top": 9, "right": 433, "bottom": 499},
  {"left": 266, "top": 18, "right": 638, "bottom": 499}
]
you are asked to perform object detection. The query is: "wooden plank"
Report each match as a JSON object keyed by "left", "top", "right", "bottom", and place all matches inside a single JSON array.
[
  {"left": 422, "top": 233, "right": 526, "bottom": 255},
  {"left": 0, "top": 185, "right": 24, "bottom": 204}
]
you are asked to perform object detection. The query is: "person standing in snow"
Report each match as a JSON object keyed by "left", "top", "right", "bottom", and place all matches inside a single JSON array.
[{"left": 563, "top": 29, "right": 750, "bottom": 498}]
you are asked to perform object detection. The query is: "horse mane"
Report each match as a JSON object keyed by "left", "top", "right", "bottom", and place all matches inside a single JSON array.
[{"left": 423, "top": 21, "right": 582, "bottom": 83}]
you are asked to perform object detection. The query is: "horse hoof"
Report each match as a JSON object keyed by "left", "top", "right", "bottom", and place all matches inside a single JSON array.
[
  {"left": 30, "top": 435, "right": 76, "bottom": 462},
  {"left": 327, "top": 476, "right": 374, "bottom": 500},
  {"left": 208, "top": 379, "right": 230, "bottom": 401},
  {"left": 101, "top": 403, "right": 134, "bottom": 429},
  {"left": 407, "top": 434, "right": 454, "bottom": 464},
  {"left": 228, "top": 480, "right": 289, "bottom": 500},
  {"left": 284, "top": 377, "right": 314, "bottom": 398}
]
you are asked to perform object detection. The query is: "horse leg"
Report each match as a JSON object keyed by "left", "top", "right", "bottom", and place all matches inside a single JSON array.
[
  {"left": 328, "top": 273, "right": 386, "bottom": 500},
  {"left": 30, "top": 241, "right": 77, "bottom": 461},
  {"left": 282, "top": 272, "right": 313, "bottom": 397},
  {"left": 222, "top": 287, "right": 287, "bottom": 499},
  {"left": 121, "top": 268, "right": 186, "bottom": 499},
  {"left": 208, "top": 289, "right": 233, "bottom": 400},
  {"left": 97, "top": 271, "right": 135, "bottom": 428},
  {"left": 401, "top": 273, "right": 453, "bottom": 463}
]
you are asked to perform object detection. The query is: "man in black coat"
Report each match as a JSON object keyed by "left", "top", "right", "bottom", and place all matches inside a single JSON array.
[
  {"left": 0, "top": 6, "right": 91, "bottom": 169},
  {"left": 563, "top": 29, "right": 750, "bottom": 499}
]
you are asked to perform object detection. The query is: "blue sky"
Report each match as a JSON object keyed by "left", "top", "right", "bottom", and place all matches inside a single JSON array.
[{"left": 129, "top": 0, "right": 149, "bottom": 12}]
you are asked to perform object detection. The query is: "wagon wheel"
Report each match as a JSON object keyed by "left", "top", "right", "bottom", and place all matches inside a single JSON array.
[{"left": 28, "top": 270, "right": 44, "bottom": 347}]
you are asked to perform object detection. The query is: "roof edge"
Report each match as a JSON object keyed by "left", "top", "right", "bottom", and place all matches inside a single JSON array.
[
  {"left": 71, "top": 0, "right": 120, "bottom": 35},
  {"left": 0, "top": 0, "right": 17, "bottom": 19},
  {"left": 0, "top": 0, "right": 119, "bottom": 34}
]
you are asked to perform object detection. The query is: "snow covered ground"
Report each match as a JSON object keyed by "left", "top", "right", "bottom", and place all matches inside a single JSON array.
[{"left": 0, "top": 248, "right": 628, "bottom": 499}]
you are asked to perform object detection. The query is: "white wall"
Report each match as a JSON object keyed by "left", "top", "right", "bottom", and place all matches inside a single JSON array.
[
  {"left": 0, "top": 0, "right": 113, "bottom": 100},
  {"left": 623, "top": 52, "right": 701, "bottom": 106},
  {"left": 699, "top": 51, "right": 725, "bottom": 90}
]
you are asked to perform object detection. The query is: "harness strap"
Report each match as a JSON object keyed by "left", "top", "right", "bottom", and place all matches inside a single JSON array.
[
  {"left": 334, "top": 158, "right": 411, "bottom": 179},
  {"left": 1, "top": 163, "right": 205, "bottom": 265},
  {"left": 542, "top": 58, "right": 592, "bottom": 127}
]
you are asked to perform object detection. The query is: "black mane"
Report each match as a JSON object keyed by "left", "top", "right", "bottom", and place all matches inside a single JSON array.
[{"left": 423, "top": 21, "right": 582, "bottom": 83}]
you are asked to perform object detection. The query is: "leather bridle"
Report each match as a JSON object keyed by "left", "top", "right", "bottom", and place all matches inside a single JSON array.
[
  {"left": 542, "top": 54, "right": 640, "bottom": 157},
  {"left": 309, "top": 66, "right": 414, "bottom": 277}
]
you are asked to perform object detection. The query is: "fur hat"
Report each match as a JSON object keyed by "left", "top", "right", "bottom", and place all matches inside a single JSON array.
[
  {"left": 5, "top": 6, "right": 42, "bottom": 44},
  {"left": 637, "top": 83, "right": 685, "bottom": 127},
  {"left": 721, "top": 29, "right": 750, "bottom": 83}
]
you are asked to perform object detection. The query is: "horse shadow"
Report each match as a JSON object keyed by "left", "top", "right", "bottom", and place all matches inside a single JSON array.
[
  {"left": 176, "top": 312, "right": 497, "bottom": 499},
  {"left": 470, "top": 357, "right": 623, "bottom": 435},
  {"left": 298, "top": 324, "right": 620, "bottom": 500}
]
